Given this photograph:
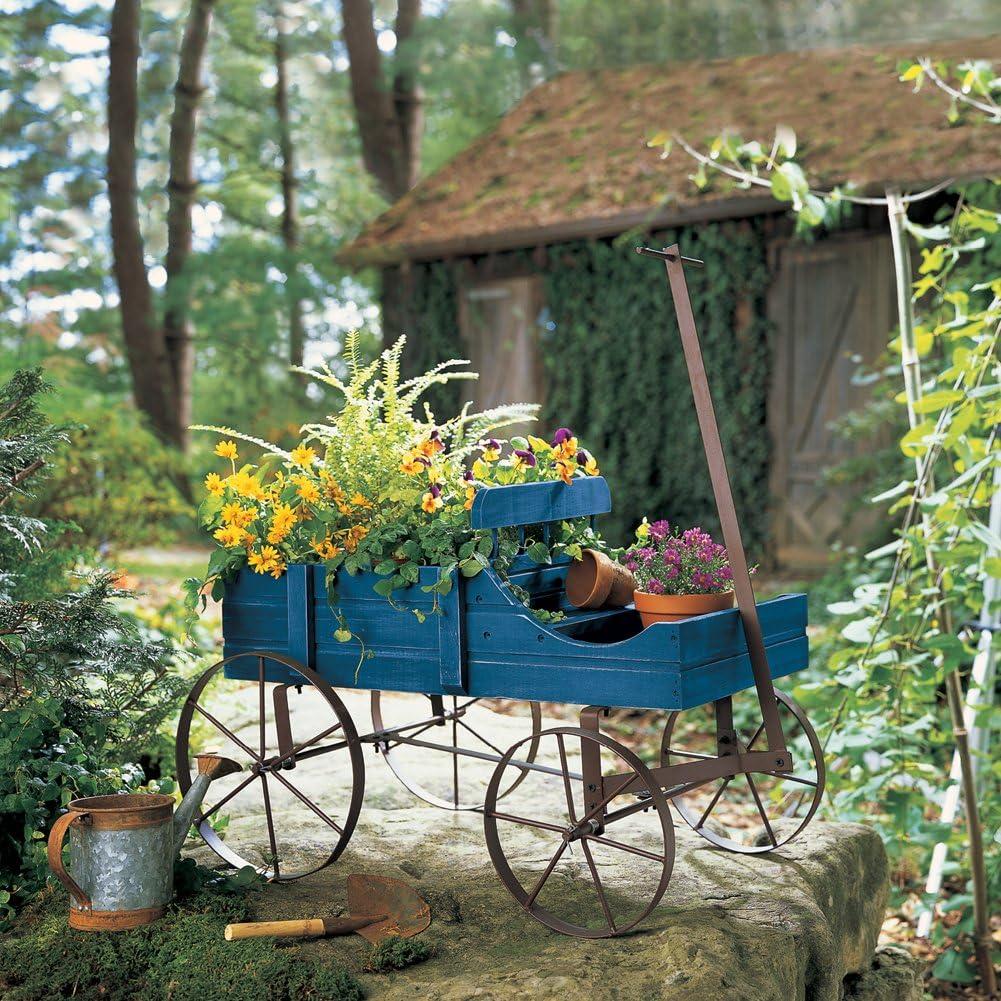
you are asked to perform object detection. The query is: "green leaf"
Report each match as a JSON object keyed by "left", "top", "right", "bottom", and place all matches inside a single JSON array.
[
  {"left": 932, "top": 947, "right": 977, "bottom": 984},
  {"left": 399, "top": 562, "right": 420, "bottom": 584},
  {"left": 373, "top": 578, "right": 395, "bottom": 597},
  {"left": 526, "top": 541, "right": 551, "bottom": 564},
  {"left": 435, "top": 571, "right": 454, "bottom": 595}
]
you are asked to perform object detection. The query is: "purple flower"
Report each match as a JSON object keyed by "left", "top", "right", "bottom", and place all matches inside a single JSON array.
[
  {"left": 514, "top": 448, "right": 537, "bottom": 467},
  {"left": 552, "top": 428, "right": 573, "bottom": 446},
  {"left": 462, "top": 469, "right": 475, "bottom": 482},
  {"left": 664, "top": 563, "right": 679, "bottom": 579},
  {"left": 649, "top": 519, "right": 670, "bottom": 540},
  {"left": 429, "top": 483, "right": 442, "bottom": 498},
  {"left": 718, "top": 566, "right": 733, "bottom": 581},
  {"left": 646, "top": 578, "right": 665, "bottom": 594},
  {"left": 576, "top": 450, "right": 587, "bottom": 465}
]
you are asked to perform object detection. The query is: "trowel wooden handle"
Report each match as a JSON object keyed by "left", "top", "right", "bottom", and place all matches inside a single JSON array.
[{"left": 224, "top": 914, "right": 385, "bottom": 940}]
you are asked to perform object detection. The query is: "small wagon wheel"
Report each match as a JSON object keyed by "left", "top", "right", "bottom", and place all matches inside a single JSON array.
[
  {"left": 370, "top": 692, "right": 542, "bottom": 811},
  {"left": 661, "top": 687, "right": 824, "bottom": 854},
  {"left": 484, "top": 727, "right": 675, "bottom": 938},
  {"left": 176, "top": 651, "right": 364, "bottom": 880}
]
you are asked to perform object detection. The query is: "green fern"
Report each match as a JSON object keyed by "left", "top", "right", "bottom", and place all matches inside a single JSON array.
[{"left": 187, "top": 425, "right": 293, "bottom": 461}]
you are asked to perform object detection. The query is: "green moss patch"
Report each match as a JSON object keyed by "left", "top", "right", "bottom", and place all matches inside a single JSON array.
[
  {"left": 0, "top": 886, "right": 364, "bottom": 1001},
  {"left": 364, "top": 935, "right": 436, "bottom": 974}
]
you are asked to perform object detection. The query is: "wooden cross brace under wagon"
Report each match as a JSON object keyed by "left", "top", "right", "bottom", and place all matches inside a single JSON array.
[{"left": 176, "top": 249, "right": 825, "bottom": 939}]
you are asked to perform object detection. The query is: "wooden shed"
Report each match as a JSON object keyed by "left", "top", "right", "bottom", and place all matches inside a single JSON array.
[{"left": 343, "top": 38, "right": 1000, "bottom": 567}]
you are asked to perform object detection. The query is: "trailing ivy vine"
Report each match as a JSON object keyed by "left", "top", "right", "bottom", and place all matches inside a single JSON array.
[{"left": 404, "top": 218, "right": 772, "bottom": 550}]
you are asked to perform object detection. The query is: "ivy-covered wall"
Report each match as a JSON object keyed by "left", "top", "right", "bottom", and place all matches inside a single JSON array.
[{"left": 401, "top": 218, "right": 773, "bottom": 554}]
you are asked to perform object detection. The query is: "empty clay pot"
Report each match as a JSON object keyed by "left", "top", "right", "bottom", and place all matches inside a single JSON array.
[
  {"left": 633, "top": 589, "right": 735, "bottom": 627},
  {"left": 565, "top": 549, "right": 637, "bottom": 609}
]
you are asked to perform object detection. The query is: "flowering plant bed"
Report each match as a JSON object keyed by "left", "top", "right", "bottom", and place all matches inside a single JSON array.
[{"left": 187, "top": 335, "right": 604, "bottom": 631}]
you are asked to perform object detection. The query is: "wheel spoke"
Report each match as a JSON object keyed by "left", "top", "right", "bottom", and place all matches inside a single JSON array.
[
  {"left": 695, "top": 776, "right": 732, "bottom": 830},
  {"left": 744, "top": 720, "right": 766, "bottom": 752},
  {"left": 191, "top": 702, "right": 261, "bottom": 762},
  {"left": 457, "top": 718, "right": 507, "bottom": 758},
  {"left": 258, "top": 658, "right": 267, "bottom": 758},
  {"left": 196, "top": 772, "right": 258, "bottom": 825},
  {"left": 663, "top": 747, "right": 716, "bottom": 761},
  {"left": 744, "top": 773, "right": 778, "bottom": 847},
  {"left": 266, "top": 721, "right": 344, "bottom": 768},
  {"left": 580, "top": 772, "right": 638, "bottom": 827},
  {"left": 555, "top": 734, "right": 578, "bottom": 824},
  {"left": 269, "top": 769, "right": 344, "bottom": 835},
  {"left": 762, "top": 771, "right": 817, "bottom": 788},
  {"left": 485, "top": 811, "right": 566, "bottom": 835},
  {"left": 585, "top": 834, "right": 666, "bottom": 865},
  {"left": 259, "top": 773, "right": 281, "bottom": 878},
  {"left": 525, "top": 840, "right": 569, "bottom": 908},
  {"left": 579, "top": 838, "right": 616, "bottom": 932}
]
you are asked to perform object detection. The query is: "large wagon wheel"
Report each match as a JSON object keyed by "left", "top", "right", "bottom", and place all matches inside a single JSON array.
[
  {"left": 176, "top": 651, "right": 364, "bottom": 880},
  {"left": 661, "top": 687, "right": 824, "bottom": 854},
  {"left": 370, "top": 692, "right": 541, "bottom": 811},
  {"left": 484, "top": 727, "right": 675, "bottom": 938}
]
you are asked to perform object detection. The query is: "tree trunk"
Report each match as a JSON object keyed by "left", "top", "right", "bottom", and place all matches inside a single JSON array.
[
  {"left": 274, "top": 6, "right": 305, "bottom": 375},
  {"left": 340, "top": 0, "right": 422, "bottom": 202},
  {"left": 392, "top": 0, "right": 423, "bottom": 193},
  {"left": 108, "top": 0, "right": 179, "bottom": 446},
  {"left": 510, "top": 0, "right": 557, "bottom": 83},
  {"left": 163, "top": 0, "right": 216, "bottom": 450}
]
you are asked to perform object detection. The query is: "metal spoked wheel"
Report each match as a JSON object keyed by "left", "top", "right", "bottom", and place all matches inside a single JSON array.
[
  {"left": 176, "top": 651, "right": 364, "bottom": 880},
  {"left": 484, "top": 727, "right": 675, "bottom": 938},
  {"left": 370, "top": 691, "right": 542, "bottom": 811},
  {"left": 661, "top": 687, "right": 824, "bottom": 853}
]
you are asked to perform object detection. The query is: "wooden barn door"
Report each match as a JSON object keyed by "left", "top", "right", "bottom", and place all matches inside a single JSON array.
[
  {"left": 459, "top": 276, "right": 545, "bottom": 435},
  {"left": 767, "top": 234, "right": 896, "bottom": 568}
]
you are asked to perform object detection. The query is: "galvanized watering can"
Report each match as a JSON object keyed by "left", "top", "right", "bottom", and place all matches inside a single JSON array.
[{"left": 47, "top": 753, "right": 240, "bottom": 931}]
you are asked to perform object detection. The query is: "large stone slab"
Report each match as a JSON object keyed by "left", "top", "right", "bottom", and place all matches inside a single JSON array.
[{"left": 189, "top": 690, "right": 893, "bottom": 1000}]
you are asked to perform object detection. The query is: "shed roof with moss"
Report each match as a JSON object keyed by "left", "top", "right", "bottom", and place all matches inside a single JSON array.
[{"left": 344, "top": 37, "right": 1001, "bottom": 265}]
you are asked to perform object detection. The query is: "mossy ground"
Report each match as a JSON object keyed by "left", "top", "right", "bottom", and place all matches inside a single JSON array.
[{"left": 0, "top": 883, "right": 364, "bottom": 1001}]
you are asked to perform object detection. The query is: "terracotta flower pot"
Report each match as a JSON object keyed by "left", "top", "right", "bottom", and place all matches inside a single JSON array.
[
  {"left": 565, "top": 549, "right": 637, "bottom": 609},
  {"left": 633, "top": 589, "right": 734, "bottom": 627}
]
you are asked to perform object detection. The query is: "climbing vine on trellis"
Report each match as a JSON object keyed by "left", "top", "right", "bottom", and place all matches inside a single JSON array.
[{"left": 402, "top": 218, "right": 773, "bottom": 551}]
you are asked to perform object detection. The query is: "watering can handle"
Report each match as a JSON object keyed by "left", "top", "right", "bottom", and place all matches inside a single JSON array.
[{"left": 47, "top": 811, "right": 92, "bottom": 911}]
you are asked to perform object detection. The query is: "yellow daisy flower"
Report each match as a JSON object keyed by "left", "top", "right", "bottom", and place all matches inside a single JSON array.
[
  {"left": 204, "top": 472, "right": 225, "bottom": 496},
  {"left": 290, "top": 444, "right": 317, "bottom": 468},
  {"left": 215, "top": 440, "right": 238, "bottom": 460}
]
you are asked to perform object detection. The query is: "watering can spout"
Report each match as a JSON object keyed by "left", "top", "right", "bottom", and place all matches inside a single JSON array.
[{"left": 172, "top": 753, "right": 242, "bottom": 858}]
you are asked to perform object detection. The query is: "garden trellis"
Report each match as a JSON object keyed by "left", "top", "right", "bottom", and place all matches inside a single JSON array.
[{"left": 175, "top": 248, "right": 825, "bottom": 937}]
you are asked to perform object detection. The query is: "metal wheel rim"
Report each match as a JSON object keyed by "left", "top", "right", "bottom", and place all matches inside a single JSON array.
[
  {"left": 371, "top": 692, "right": 542, "bottom": 811},
  {"left": 662, "top": 687, "right": 825, "bottom": 854},
  {"left": 483, "top": 726, "right": 675, "bottom": 938},
  {"left": 176, "top": 650, "right": 365, "bottom": 880}
]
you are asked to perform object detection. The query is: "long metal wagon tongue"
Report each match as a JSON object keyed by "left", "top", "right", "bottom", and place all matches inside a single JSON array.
[{"left": 223, "top": 874, "right": 430, "bottom": 943}]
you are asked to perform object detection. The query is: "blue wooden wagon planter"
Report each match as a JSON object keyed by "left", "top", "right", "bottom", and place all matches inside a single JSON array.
[{"left": 176, "top": 249, "right": 826, "bottom": 938}]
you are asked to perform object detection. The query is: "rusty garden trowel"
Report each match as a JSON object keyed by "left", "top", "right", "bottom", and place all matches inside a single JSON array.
[{"left": 224, "top": 875, "right": 430, "bottom": 944}]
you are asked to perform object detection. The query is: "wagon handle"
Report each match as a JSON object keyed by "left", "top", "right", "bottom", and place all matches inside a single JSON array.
[
  {"left": 47, "top": 810, "right": 93, "bottom": 910},
  {"left": 648, "top": 244, "right": 787, "bottom": 757}
]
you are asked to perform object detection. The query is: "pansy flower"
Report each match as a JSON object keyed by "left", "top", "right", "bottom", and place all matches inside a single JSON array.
[
  {"left": 422, "top": 482, "right": 444, "bottom": 513},
  {"left": 576, "top": 449, "right": 600, "bottom": 476},
  {"left": 419, "top": 429, "right": 444, "bottom": 458},
  {"left": 479, "top": 438, "right": 501, "bottom": 462},
  {"left": 551, "top": 427, "right": 578, "bottom": 460},
  {"left": 555, "top": 458, "right": 575, "bottom": 485},
  {"left": 400, "top": 451, "right": 429, "bottom": 475},
  {"left": 512, "top": 448, "right": 537, "bottom": 471}
]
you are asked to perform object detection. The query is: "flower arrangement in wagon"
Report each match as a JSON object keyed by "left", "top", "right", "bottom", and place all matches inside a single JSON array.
[
  {"left": 187, "top": 335, "right": 604, "bottom": 631},
  {"left": 622, "top": 520, "right": 740, "bottom": 626}
]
